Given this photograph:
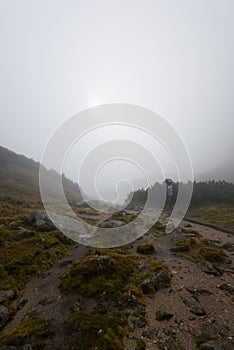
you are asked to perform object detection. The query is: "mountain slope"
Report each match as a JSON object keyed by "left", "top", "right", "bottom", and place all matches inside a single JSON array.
[{"left": 0, "top": 146, "right": 81, "bottom": 216}]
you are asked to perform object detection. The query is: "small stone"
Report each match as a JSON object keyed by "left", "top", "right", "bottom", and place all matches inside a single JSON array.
[
  {"left": 0, "top": 290, "right": 15, "bottom": 303},
  {"left": 0, "top": 305, "right": 9, "bottom": 328},
  {"left": 135, "top": 338, "right": 146, "bottom": 350},
  {"left": 156, "top": 310, "right": 174, "bottom": 321},
  {"left": 141, "top": 269, "right": 170, "bottom": 294},
  {"left": 142, "top": 328, "right": 157, "bottom": 339},
  {"left": 138, "top": 260, "right": 151, "bottom": 269},
  {"left": 21, "top": 346, "right": 33, "bottom": 350},
  {"left": 199, "top": 342, "right": 225, "bottom": 350},
  {"left": 217, "top": 283, "right": 234, "bottom": 294},
  {"left": 200, "top": 263, "right": 221, "bottom": 276},
  {"left": 97, "top": 329, "right": 104, "bottom": 336},
  {"left": 127, "top": 333, "right": 137, "bottom": 340},
  {"left": 59, "top": 259, "right": 73, "bottom": 267},
  {"left": 132, "top": 318, "right": 146, "bottom": 328},
  {"left": 182, "top": 296, "right": 206, "bottom": 316}
]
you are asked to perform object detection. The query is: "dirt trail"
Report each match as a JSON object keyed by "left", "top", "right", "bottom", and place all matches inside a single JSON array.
[
  {"left": 125, "top": 218, "right": 234, "bottom": 350},
  {"left": 2, "top": 213, "right": 234, "bottom": 350},
  {"left": 3, "top": 244, "right": 86, "bottom": 348},
  {"left": 1, "top": 212, "right": 112, "bottom": 348}
]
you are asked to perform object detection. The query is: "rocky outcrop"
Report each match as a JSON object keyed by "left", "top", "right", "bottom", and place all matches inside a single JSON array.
[{"left": 27, "top": 211, "right": 56, "bottom": 230}]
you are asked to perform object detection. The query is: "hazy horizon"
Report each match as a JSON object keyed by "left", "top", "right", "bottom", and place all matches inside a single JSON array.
[{"left": 0, "top": 1, "right": 233, "bottom": 201}]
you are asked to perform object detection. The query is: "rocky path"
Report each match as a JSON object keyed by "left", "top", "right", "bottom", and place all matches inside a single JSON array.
[
  {"left": 1, "top": 213, "right": 234, "bottom": 350},
  {"left": 2, "top": 244, "right": 86, "bottom": 348},
  {"left": 124, "top": 219, "right": 234, "bottom": 350}
]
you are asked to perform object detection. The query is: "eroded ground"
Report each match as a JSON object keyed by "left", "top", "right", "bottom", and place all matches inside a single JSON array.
[{"left": 0, "top": 209, "right": 234, "bottom": 350}]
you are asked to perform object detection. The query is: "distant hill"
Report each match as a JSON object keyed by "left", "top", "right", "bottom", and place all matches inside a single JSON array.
[{"left": 0, "top": 146, "right": 81, "bottom": 216}]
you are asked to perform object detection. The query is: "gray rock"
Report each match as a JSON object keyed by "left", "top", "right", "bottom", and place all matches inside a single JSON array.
[
  {"left": 200, "top": 342, "right": 224, "bottom": 350},
  {"left": 142, "top": 328, "right": 157, "bottom": 339},
  {"left": 182, "top": 296, "right": 206, "bottom": 316},
  {"left": 127, "top": 333, "right": 137, "bottom": 340},
  {"left": 156, "top": 310, "right": 174, "bottom": 321},
  {"left": 27, "top": 211, "right": 56, "bottom": 230},
  {"left": 172, "top": 235, "right": 186, "bottom": 243},
  {"left": 132, "top": 318, "right": 146, "bottom": 328},
  {"left": 221, "top": 242, "right": 234, "bottom": 252},
  {"left": 97, "top": 255, "right": 110, "bottom": 266},
  {"left": 141, "top": 269, "right": 170, "bottom": 294},
  {"left": 182, "top": 227, "right": 192, "bottom": 232},
  {"left": 20, "top": 346, "right": 33, "bottom": 350},
  {"left": 0, "top": 290, "right": 15, "bottom": 303},
  {"left": 217, "top": 283, "right": 234, "bottom": 294},
  {"left": 59, "top": 259, "right": 73, "bottom": 267},
  {"left": 138, "top": 260, "right": 151, "bottom": 269},
  {"left": 0, "top": 305, "right": 10, "bottom": 328},
  {"left": 200, "top": 263, "right": 221, "bottom": 276}
]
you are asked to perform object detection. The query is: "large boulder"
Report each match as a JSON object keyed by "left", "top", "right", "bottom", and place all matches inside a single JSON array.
[{"left": 27, "top": 211, "right": 56, "bottom": 230}]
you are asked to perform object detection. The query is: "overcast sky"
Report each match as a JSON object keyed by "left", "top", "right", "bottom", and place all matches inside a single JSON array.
[{"left": 0, "top": 0, "right": 234, "bottom": 197}]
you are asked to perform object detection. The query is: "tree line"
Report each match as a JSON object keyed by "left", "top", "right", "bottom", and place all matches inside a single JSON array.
[{"left": 127, "top": 180, "right": 234, "bottom": 208}]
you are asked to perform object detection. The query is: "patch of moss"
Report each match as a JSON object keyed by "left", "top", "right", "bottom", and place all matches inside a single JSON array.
[
  {"left": 137, "top": 242, "right": 156, "bottom": 255},
  {"left": 38, "top": 296, "right": 52, "bottom": 305},
  {"left": 199, "top": 246, "right": 226, "bottom": 264},
  {"left": 0, "top": 222, "right": 71, "bottom": 292},
  {"left": 150, "top": 221, "right": 166, "bottom": 236},
  {"left": 196, "top": 331, "right": 215, "bottom": 345},
  {"left": 61, "top": 249, "right": 170, "bottom": 349},
  {"left": 60, "top": 251, "right": 142, "bottom": 300},
  {"left": 171, "top": 238, "right": 197, "bottom": 252},
  {"left": 0, "top": 314, "right": 52, "bottom": 348},
  {"left": 182, "top": 239, "right": 227, "bottom": 268},
  {"left": 67, "top": 310, "right": 126, "bottom": 350}
]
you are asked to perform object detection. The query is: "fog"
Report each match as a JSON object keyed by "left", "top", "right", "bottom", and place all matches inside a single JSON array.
[{"left": 0, "top": 0, "right": 234, "bottom": 202}]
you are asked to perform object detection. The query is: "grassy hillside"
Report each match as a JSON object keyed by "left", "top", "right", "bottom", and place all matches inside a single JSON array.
[
  {"left": 0, "top": 146, "right": 81, "bottom": 293},
  {"left": 0, "top": 146, "right": 81, "bottom": 217}
]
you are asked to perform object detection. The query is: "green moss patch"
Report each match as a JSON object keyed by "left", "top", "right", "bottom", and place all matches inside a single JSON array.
[
  {"left": 0, "top": 314, "right": 52, "bottom": 348},
  {"left": 61, "top": 249, "right": 170, "bottom": 349},
  {"left": 137, "top": 242, "right": 156, "bottom": 255},
  {"left": 67, "top": 310, "right": 126, "bottom": 350},
  {"left": 0, "top": 220, "right": 72, "bottom": 292}
]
